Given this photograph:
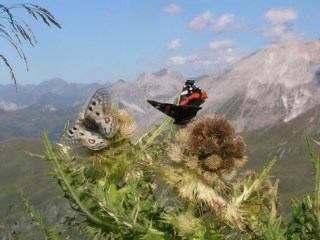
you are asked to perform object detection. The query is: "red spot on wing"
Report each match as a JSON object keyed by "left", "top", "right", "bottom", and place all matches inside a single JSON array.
[
  {"left": 105, "top": 117, "right": 110, "bottom": 123},
  {"left": 164, "top": 105, "right": 171, "bottom": 114},
  {"left": 88, "top": 139, "right": 95, "bottom": 144}
]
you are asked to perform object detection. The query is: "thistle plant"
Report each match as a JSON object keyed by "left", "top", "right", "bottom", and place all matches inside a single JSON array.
[{"left": 24, "top": 104, "right": 320, "bottom": 239}]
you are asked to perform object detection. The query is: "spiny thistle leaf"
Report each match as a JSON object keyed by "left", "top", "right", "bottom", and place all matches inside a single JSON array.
[
  {"left": 42, "top": 132, "right": 116, "bottom": 230},
  {"left": 21, "top": 190, "right": 63, "bottom": 239}
]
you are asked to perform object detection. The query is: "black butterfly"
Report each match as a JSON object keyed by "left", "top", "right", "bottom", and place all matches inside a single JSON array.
[{"left": 147, "top": 79, "right": 208, "bottom": 125}]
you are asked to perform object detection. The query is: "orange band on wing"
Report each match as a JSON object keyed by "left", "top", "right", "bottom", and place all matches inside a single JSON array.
[
  {"left": 201, "top": 91, "right": 208, "bottom": 100},
  {"left": 179, "top": 92, "right": 200, "bottom": 106}
]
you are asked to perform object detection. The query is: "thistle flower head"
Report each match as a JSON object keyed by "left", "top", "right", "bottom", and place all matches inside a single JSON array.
[
  {"left": 110, "top": 104, "right": 136, "bottom": 139},
  {"left": 168, "top": 115, "right": 247, "bottom": 186}
]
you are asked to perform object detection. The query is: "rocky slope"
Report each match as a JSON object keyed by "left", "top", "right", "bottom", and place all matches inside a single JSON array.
[{"left": 199, "top": 39, "right": 320, "bottom": 131}]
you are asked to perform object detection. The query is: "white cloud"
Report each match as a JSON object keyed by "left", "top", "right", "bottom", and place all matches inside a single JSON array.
[
  {"left": 188, "top": 11, "right": 236, "bottom": 33},
  {"left": 167, "top": 55, "right": 197, "bottom": 65},
  {"left": 166, "top": 41, "right": 240, "bottom": 73},
  {"left": 212, "top": 14, "right": 235, "bottom": 33},
  {"left": 167, "top": 38, "right": 181, "bottom": 50},
  {"left": 187, "top": 11, "right": 213, "bottom": 30},
  {"left": 259, "top": 8, "right": 304, "bottom": 43},
  {"left": 164, "top": 4, "right": 183, "bottom": 14},
  {"left": 264, "top": 8, "right": 298, "bottom": 25},
  {"left": 208, "top": 40, "right": 237, "bottom": 49}
]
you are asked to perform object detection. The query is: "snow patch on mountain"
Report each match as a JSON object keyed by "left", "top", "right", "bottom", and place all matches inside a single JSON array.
[{"left": 0, "top": 99, "right": 27, "bottom": 111}]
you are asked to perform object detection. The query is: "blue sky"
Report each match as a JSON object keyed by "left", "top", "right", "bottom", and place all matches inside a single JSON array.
[{"left": 0, "top": 0, "right": 319, "bottom": 85}]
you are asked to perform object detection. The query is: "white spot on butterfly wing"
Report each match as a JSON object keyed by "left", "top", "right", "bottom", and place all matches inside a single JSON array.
[{"left": 181, "top": 90, "right": 188, "bottom": 95}]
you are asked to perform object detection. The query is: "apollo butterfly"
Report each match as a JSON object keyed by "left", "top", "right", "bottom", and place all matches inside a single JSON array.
[{"left": 60, "top": 88, "right": 118, "bottom": 150}]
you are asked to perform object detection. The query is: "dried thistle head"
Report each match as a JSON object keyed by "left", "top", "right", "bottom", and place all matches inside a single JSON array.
[
  {"left": 110, "top": 104, "right": 136, "bottom": 139},
  {"left": 203, "top": 155, "right": 222, "bottom": 171},
  {"left": 185, "top": 155, "right": 200, "bottom": 169},
  {"left": 168, "top": 114, "right": 247, "bottom": 187},
  {"left": 167, "top": 144, "right": 184, "bottom": 163},
  {"left": 203, "top": 171, "right": 217, "bottom": 183},
  {"left": 243, "top": 170, "right": 258, "bottom": 182}
]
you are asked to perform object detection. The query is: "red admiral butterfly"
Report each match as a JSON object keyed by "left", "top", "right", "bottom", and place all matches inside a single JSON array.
[{"left": 147, "top": 79, "right": 208, "bottom": 124}]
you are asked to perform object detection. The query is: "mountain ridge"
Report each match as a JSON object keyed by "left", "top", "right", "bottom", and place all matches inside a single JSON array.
[
  {"left": 0, "top": 78, "right": 110, "bottom": 110},
  {"left": 199, "top": 39, "right": 320, "bottom": 130},
  {"left": 1, "top": 40, "right": 320, "bottom": 134}
]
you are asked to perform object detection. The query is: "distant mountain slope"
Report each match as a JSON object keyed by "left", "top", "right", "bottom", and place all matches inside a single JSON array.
[
  {"left": 0, "top": 104, "right": 79, "bottom": 141},
  {"left": 109, "top": 69, "right": 187, "bottom": 131},
  {"left": 200, "top": 40, "right": 320, "bottom": 131},
  {"left": 243, "top": 104, "right": 320, "bottom": 215},
  {"left": 0, "top": 138, "right": 69, "bottom": 237},
  {"left": 0, "top": 78, "right": 110, "bottom": 109}
]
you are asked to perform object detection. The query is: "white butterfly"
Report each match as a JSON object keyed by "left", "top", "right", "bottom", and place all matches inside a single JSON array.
[{"left": 60, "top": 88, "right": 118, "bottom": 150}]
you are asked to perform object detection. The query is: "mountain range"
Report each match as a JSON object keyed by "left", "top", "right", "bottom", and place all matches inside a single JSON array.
[
  {"left": 1, "top": 40, "right": 320, "bottom": 134},
  {"left": 0, "top": 78, "right": 110, "bottom": 110}
]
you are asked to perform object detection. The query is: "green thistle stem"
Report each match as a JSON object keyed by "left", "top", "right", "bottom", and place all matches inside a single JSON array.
[
  {"left": 42, "top": 133, "right": 115, "bottom": 230},
  {"left": 307, "top": 136, "right": 320, "bottom": 225},
  {"left": 234, "top": 157, "right": 277, "bottom": 206},
  {"left": 270, "top": 179, "right": 279, "bottom": 224},
  {"left": 136, "top": 117, "right": 172, "bottom": 150}
]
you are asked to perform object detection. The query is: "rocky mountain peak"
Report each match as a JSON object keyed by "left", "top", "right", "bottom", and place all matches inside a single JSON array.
[{"left": 202, "top": 39, "right": 320, "bottom": 131}]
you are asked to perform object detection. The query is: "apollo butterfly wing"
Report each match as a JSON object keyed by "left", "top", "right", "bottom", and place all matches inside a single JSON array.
[
  {"left": 60, "top": 121, "right": 109, "bottom": 150},
  {"left": 83, "top": 88, "right": 118, "bottom": 139},
  {"left": 60, "top": 88, "right": 117, "bottom": 151}
]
